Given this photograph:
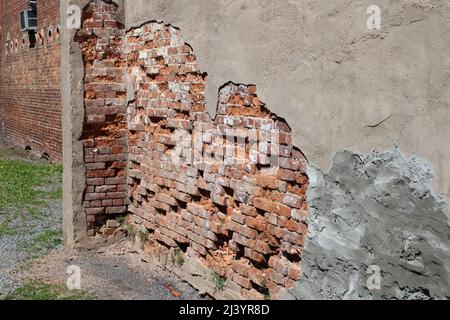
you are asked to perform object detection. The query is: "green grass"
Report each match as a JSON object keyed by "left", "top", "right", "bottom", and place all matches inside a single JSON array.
[
  {"left": 33, "top": 229, "right": 63, "bottom": 250},
  {"left": 47, "top": 186, "right": 63, "bottom": 200},
  {"left": 212, "top": 272, "right": 227, "bottom": 292},
  {"left": 2, "top": 282, "right": 95, "bottom": 300},
  {"left": 0, "top": 159, "right": 62, "bottom": 211},
  {"left": 260, "top": 280, "right": 271, "bottom": 300},
  {"left": 171, "top": 248, "right": 185, "bottom": 267},
  {"left": 15, "top": 229, "right": 64, "bottom": 254},
  {"left": 27, "top": 207, "right": 40, "bottom": 217},
  {"left": 0, "top": 218, "right": 18, "bottom": 237},
  {"left": 126, "top": 225, "right": 136, "bottom": 239},
  {"left": 114, "top": 214, "right": 128, "bottom": 224}
]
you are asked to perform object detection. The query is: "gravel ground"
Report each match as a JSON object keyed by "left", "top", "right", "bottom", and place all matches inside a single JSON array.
[
  {"left": 0, "top": 140, "right": 63, "bottom": 295},
  {"left": 0, "top": 202, "right": 63, "bottom": 295},
  {"left": 0, "top": 139, "right": 205, "bottom": 300}
]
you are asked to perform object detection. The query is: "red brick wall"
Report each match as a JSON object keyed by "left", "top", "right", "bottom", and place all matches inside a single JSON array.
[
  {"left": 75, "top": 1, "right": 129, "bottom": 232},
  {"left": 0, "top": 0, "right": 61, "bottom": 162},
  {"left": 125, "top": 23, "right": 309, "bottom": 299}
]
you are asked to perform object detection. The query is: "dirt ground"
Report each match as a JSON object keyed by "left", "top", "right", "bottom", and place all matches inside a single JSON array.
[
  {"left": 13, "top": 240, "right": 206, "bottom": 300},
  {"left": 0, "top": 139, "right": 205, "bottom": 300}
]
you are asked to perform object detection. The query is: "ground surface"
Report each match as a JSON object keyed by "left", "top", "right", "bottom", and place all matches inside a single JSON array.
[{"left": 0, "top": 139, "right": 205, "bottom": 300}]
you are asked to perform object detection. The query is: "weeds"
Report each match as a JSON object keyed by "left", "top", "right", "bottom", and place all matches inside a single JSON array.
[
  {"left": 125, "top": 225, "right": 136, "bottom": 239},
  {"left": 0, "top": 218, "right": 17, "bottom": 237},
  {"left": 114, "top": 214, "right": 128, "bottom": 224},
  {"left": 212, "top": 272, "right": 227, "bottom": 292},
  {"left": 171, "top": 248, "right": 185, "bottom": 267},
  {"left": 33, "top": 229, "right": 63, "bottom": 250},
  {"left": 2, "top": 282, "right": 94, "bottom": 300},
  {"left": 260, "top": 280, "right": 271, "bottom": 300}
]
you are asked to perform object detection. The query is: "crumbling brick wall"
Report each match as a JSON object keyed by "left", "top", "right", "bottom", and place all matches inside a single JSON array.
[
  {"left": 74, "top": 1, "right": 129, "bottom": 233},
  {"left": 125, "top": 22, "right": 309, "bottom": 299},
  {"left": 76, "top": 0, "right": 309, "bottom": 299},
  {"left": 0, "top": 0, "right": 62, "bottom": 162}
]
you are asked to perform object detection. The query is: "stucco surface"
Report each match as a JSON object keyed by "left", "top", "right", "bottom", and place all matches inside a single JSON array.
[
  {"left": 296, "top": 148, "right": 449, "bottom": 299},
  {"left": 125, "top": 0, "right": 450, "bottom": 202}
]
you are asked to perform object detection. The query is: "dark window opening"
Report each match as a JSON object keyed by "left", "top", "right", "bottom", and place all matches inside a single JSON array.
[{"left": 20, "top": 0, "right": 38, "bottom": 48}]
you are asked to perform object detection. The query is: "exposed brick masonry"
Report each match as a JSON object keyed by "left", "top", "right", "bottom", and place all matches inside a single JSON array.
[
  {"left": 125, "top": 22, "right": 308, "bottom": 299},
  {"left": 76, "top": 0, "right": 309, "bottom": 299},
  {"left": 75, "top": 1, "right": 129, "bottom": 232}
]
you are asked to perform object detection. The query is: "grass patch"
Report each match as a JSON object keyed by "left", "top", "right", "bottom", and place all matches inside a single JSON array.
[
  {"left": 0, "top": 218, "right": 18, "bottom": 237},
  {"left": 2, "top": 282, "right": 95, "bottom": 300},
  {"left": 47, "top": 186, "right": 63, "bottom": 200},
  {"left": 33, "top": 229, "right": 63, "bottom": 250},
  {"left": 138, "top": 230, "right": 148, "bottom": 242},
  {"left": 114, "top": 214, "right": 128, "bottom": 224},
  {"left": 126, "top": 225, "right": 136, "bottom": 239},
  {"left": 137, "top": 230, "right": 148, "bottom": 250},
  {"left": 212, "top": 272, "right": 227, "bottom": 292},
  {"left": 27, "top": 207, "right": 42, "bottom": 218},
  {"left": 171, "top": 248, "right": 185, "bottom": 267},
  {"left": 0, "top": 160, "right": 62, "bottom": 211},
  {"left": 260, "top": 280, "right": 271, "bottom": 300}
]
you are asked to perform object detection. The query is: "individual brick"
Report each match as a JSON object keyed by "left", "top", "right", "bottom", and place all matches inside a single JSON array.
[
  {"left": 156, "top": 193, "right": 177, "bottom": 206},
  {"left": 283, "top": 193, "right": 304, "bottom": 209},
  {"left": 267, "top": 269, "right": 285, "bottom": 285},
  {"left": 233, "top": 273, "right": 252, "bottom": 290},
  {"left": 106, "top": 206, "right": 127, "bottom": 214},
  {"left": 287, "top": 264, "right": 302, "bottom": 280},
  {"left": 245, "top": 215, "right": 267, "bottom": 232}
]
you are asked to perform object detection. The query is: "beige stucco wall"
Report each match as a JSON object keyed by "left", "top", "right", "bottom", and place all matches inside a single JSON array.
[{"left": 125, "top": 0, "right": 450, "bottom": 202}]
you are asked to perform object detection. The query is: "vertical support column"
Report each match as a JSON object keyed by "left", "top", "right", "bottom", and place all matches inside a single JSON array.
[{"left": 61, "top": 0, "right": 90, "bottom": 249}]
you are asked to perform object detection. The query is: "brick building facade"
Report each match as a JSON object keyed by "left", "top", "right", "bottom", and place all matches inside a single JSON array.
[
  {"left": 0, "top": 0, "right": 309, "bottom": 298},
  {"left": 1, "top": 0, "right": 446, "bottom": 300},
  {"left": 0, "top": 0, "right": 61, "bottom": 162}
]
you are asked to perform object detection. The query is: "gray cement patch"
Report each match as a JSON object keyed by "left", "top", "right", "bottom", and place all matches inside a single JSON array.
[{"left": 293, "top": 148, "right": 449, "bottom": 299}]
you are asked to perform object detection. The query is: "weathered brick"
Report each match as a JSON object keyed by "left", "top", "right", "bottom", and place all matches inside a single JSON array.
[
  {"left": 245, "top": 215, "right": 267, "bottom": 232},
  {"left": 87, "top": 178, "right": 105, "bottom": 186},
  {"left": 268, "top": 269, "right": 285, "bottom": 286},
  {"left": 156, "top": 193, "right": 177, "bottom": 206},
  {"left": 254, "top": 240, "right": 272, "bottom": 255},
  {"left": 233, "top": 233, "right": 255, "bottom": 248},
  {"left": 244, "top": 247, "right": 266, "bottom": 264},
  {"left": 106, "top": 206, "right": 127, "bottom": 214},
  {"left": 86, "top": 207, "right": 105, "bottom": 215},
  {"left": 96, "top": 185, "right": 117, "bottom": 193},
  {"left": 85, "top": 193, "right": 106, "bottom": 201},
  {"left": 283, "top": 193, "right": 303, "bottom": 209},
  {"left": 268, "top": 255, "right": 288, "bottom": 276},
  {"left": 187, "top": 203, "right": 212, "bottom": 220},
  {"left": 239, "top": 203, "right": 258, "bottom": 217},
  {"left": 233, "top": 273, "right": 251, "bottom": 289},
  {"left": 287, "top": 265, "right": 302, "bottom": 280}
]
